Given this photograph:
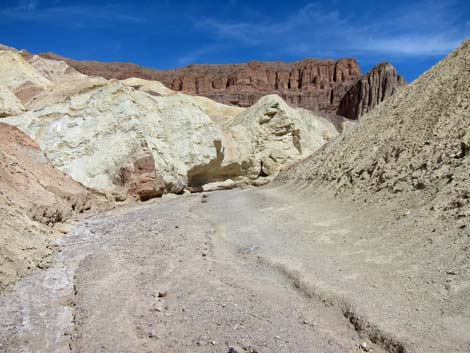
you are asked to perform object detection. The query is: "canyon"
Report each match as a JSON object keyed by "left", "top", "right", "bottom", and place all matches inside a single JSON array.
[{"left": 0, "top": 40, "right": 469, "bottom": 353}]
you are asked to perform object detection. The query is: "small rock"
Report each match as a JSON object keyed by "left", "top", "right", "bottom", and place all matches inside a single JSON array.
[
  {"left": 148, "top": 331, "right": 158, "bottom": 339},
  {"left": 228, "top": 346, "right": 245, "bottom": 353},
  {"left": 359, "top": 342, "right": 370, "bottom": 351},
  {"left": 158, "top": 291, "right": 168, "bottom": 298}
]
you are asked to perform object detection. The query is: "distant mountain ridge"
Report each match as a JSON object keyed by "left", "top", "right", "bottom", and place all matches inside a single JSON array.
[{"left": 25, "top": 51, "right": 406, "bottom": 119}]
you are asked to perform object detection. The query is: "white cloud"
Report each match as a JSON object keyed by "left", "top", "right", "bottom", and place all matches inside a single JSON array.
[{"left": 197, "top": 0, "right": 469, "bottom": 57}]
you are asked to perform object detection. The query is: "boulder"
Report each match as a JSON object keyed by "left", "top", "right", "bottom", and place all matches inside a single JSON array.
[{"left": 118, "top": 150, "right": 166, "bottom": 201}]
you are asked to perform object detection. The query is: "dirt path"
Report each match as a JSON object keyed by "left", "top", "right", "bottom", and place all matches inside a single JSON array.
[{"left": 1, "top": 186, "right": 469, "bottom": 353}]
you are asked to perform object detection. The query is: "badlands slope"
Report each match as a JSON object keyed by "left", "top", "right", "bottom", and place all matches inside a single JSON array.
[
  {"left": 278, "top": 40, "right": 470, "bottom": 220},
  {"left": 0, "top": 123, "right": 107, "bottom": 292}
]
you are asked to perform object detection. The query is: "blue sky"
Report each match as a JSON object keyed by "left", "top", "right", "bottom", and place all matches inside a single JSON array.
[{"left": 1, "top": 0, "right": 469, "bottom": 82}]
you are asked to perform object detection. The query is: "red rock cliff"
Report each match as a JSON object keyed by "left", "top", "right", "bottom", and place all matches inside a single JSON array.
[
  {"left": 33, "top": 52, "right": 405, "bottom": 118},
  {"left": 35, "top": 53, "right": 362, "bottom": 114},
  {"left": 337, "top": 62, "right": 406, "bottom": 119}
]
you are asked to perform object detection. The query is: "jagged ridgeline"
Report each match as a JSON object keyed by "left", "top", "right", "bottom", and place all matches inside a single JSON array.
[{"left": 28, "top": 51, "right": 405, "bottom": 119}]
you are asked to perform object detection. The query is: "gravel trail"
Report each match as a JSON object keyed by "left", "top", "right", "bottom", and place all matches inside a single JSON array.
[{"left": 1, "top": 186, "right": 469, "bottom": 353}]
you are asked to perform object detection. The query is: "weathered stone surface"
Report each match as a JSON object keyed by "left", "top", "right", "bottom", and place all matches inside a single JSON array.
[
  {"left": 1, "top": 45, "right": 341, "bottom": 197},
  {"left": 0, "top": 84, "right": 25, "bottom": 117},
  {"left": 337, "top": 62, "right": 406, "bottom": 119},
  {"left": 120, "top": 77, "right": 174, "bottom": 96},
  {"left": 0, "top": 50, "right": 50, "bottom": 103},
  {"left": 121, "top": 77, "right": 245, "bottom": 121},
  {"left": 118, "top": 150, "right": 166, "bottom": 201},
  {"left": 214, "top": 94, "right": 339, "bottom": 184},
  {"left": 0, "top": 122, "right": 106, "bottom": 292},
  {"left": 3, "top": 80, "right": 224, "bottom": 195},
  {"left": 25, "top": 75, "right": 108, "bottom": 111}
]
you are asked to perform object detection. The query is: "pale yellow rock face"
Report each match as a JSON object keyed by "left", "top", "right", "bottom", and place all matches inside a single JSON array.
[
  {"left": 0, "top": 50, "right": 51, "bottom": 103},
  {"left": 0, "top": 84, "right": 25, "bottom": 117},
  {"left": 173, "top": 93, "right": 245, "bottom": 123},
  {"left": 26, "top": 76, "right": 108, "bottom": 110},
  {"left": 121, "top": 77, "right": 245, "bottom": 121},
  {"left": 4, "top": 80, "right": 223, "bottom": 193},
  {"left": 0, "top": 50, "right": 339, "bottom": 194},
  {"left": 121, "top": 77, "right": 175, "bottom": 96},
  {"left": 219, "top": 94, "right": 339, "bottom": 182}
]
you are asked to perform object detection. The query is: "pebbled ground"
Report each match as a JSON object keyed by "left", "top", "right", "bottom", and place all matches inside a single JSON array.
[{"left": 1, "top": 186, "right": 469, "bottom": 353}]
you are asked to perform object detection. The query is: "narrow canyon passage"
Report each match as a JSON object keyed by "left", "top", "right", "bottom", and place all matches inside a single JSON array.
[{"left": 1, "top": 186, "right": 469, "bottom": 353}]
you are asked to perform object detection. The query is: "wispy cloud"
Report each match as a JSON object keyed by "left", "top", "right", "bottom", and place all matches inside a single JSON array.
[
  {"left": 1, "top": 1, "right": 146, "bottom": 26},
  {"left": 197, "top": 0, "right": 469, "bottom": 58}
]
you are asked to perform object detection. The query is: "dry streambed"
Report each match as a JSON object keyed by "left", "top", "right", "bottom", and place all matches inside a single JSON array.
[{"left": 1, "top": 186, "right": 469, "bottom": 353}]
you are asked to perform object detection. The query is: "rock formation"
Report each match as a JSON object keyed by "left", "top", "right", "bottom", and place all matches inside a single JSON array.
[
  {"left": 34, "top": 52, "right": 365, "bottom": 114},
  {"left": 120, "top": 77, "right": 174, "bottom": 96},
  {"left": 337, "top": 62, "right": 406, "bottom": 119},
  {"left": 25, "top": 51, "right": 407, "bottom": 119},
  {"left": 0, "top": 50, "right": 51, "bottom": 103},
  {"left": 215, "top": 95, "right": 339, "bottom": 185},
  {"left": 277, "top": 40, "right": 470, "bottom": 219},
  {"left": 3, "top": 76, "right": 339, "bottom": 196},
  {"left": 27, "top": 54, "right": 86, "bottom": 83},
  {"left": 3, "top": 80, "right": 219, "bottom": 197},
  {"left": 119, "top": 77, "right": 245, "bottom": 121},
  {"left": 158, "top": 59, "right": 362, "bottom": 114},
  {"left": 0, "top": 43, "right": 341, "bottom": 198},
  {"left": 0, "top": 123, "right": 107, "bottom": 292},
  {"left": 0, "top": 84, "right": 25, "bottom": 117}
]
